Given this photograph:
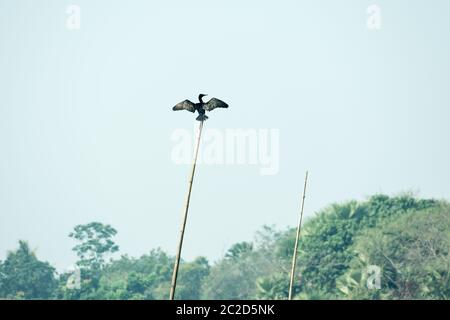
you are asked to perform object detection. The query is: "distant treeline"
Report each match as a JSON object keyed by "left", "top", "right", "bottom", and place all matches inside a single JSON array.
[{"left": 1, "top": 194, "right": 449, "bottom": 300}]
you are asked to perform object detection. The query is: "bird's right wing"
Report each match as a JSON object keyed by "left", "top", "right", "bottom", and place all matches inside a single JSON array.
[
  {"left": 204, "top": 98, "right": 229, "bottom": 111},
  {"left": 172, "top": 100, "right": 195, "bottom": 112}
]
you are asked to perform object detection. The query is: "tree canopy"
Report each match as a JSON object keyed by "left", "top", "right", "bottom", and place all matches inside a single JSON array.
[
  {"left": 1, "top": 194, "right": 448, "bottom": 300},
  {"left": 0, "top": 241, "right": 56, "bottom": 299}
]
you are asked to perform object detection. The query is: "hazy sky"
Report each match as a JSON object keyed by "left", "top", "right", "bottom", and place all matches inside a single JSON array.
[{"left": 1, "top": 0, "right": 449, "bottom": 270}]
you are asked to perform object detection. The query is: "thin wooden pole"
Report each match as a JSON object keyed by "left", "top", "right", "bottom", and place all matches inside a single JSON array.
[
  {"left": 288, "top": 171, "right": 309, "bottom": 300},
  {"left": 169, "top": 120, "right": 204, "bottom": 300}
]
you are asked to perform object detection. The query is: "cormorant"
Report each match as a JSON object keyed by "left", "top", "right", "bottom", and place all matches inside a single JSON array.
[{"left": 172, "top": 94, "right": 228, "bottom": 121}]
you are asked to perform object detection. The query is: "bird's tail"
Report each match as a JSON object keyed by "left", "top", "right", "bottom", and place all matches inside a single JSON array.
[{"left": 196, "top": 114, "right": 209, "bottom": 121}]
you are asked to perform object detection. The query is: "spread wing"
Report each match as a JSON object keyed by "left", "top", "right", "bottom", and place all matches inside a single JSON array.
[
  {"left": 173, "top": 100, "right": 195, "bottom": 112},
  {"left": 204, "top": 98, "right": 229, "bottom": 111}
]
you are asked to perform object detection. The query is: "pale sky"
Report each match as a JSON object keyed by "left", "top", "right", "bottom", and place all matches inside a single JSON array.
[{"left": 1, "top": 0, "right": 449, "bottom": 270}]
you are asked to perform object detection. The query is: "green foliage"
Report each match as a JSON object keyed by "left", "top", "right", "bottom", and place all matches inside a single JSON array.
[
  {"left": 292, "top": 194, "right": 441, "bottom": 296},
  {"left": 0, "top": 241, "right": 56, "bottom": 299},
  {"left": 2, "top": 195, "right": 448, "bottom": 300},
  {"left": 176, "top": 257, "right": 210, "bottom": 299},
  {"left": 74, "top": 249, "right": 172, "bottom": 300},
  {"left": 69, "top": 222, "right": 119, "bottom": 271},
  {"left": 210, "top": 194, "right": 444, "bottom": 300},
  {"left": 202, "top": 226, "right": 287, "bottom": 299},
  {"left": 55, "top": 222, "right": 120, "bottom": 299},
  {"left": 256, "top": 273, "right": 289, "bottom": 299},
  {"left": 55, "top": 247, "right": 210, "bottom": 300},
  {"left": 201, "top": 256, "right": 259, "bottom": 299},
  {"left": 225, "top": 242, "right": 253, "bottom": 260},
  {"left": 338, "top": 206, "right": 450, "bottom": 299},
  {"left": 102, "top": 249, "right": 173, "bottom": 300}
]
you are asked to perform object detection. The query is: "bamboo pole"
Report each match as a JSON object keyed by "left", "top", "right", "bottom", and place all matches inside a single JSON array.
[
  {"left": 169, "top": 120, "right": 204, "bottom": 300},
  {"left": 288, "top": 171, "right": 309, "bottom": 300}
]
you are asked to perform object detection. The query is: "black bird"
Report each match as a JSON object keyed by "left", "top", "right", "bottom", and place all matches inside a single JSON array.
[{"left": 172, "top": 94, "right": 228, "bottom": 121}]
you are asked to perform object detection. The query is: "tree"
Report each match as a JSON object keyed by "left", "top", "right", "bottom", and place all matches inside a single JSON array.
[
  {"left": 256, "top": 273, "right": 289, "bottom": 299},
  {"left": 126, "top": 272, "right": 152, "bottom": 299},
  {"left": 0, "top": 241, "right": 56, "bottom": 299},
  {"left": 82, "top": 249, "right": 174, "bottom": 300},
  {"left": 176, "top": 257, "right": 210, "bottom": 299},
  {"left": 58, "top": 222, "right": 120, "bottom": 299},
  {"left": 225, "top": 242, "right": 253, "bottom": 260},
  {"left": 200, "top": 195, "right": 444, "bottom": 300},
  {"left": 337, "top": 206, "right": 450, "bottom": 299},
  {"left": 3, "top": 194, "right": 447, "bottom": 300},
  {"left": 69, "top": 222, "right": 119, "bottom": 270},
  {"left": 202, "top": 226, "right": 286, "bottom": 299},
  {"left": 291, "top": 194, "right": 441, "bottom": 296}
]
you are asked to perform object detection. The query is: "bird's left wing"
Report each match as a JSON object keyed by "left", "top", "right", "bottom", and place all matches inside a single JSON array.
[
  {"left": 204, "top": 98, "right": 229, "bottom": 111},
  {"left": 173, "top": 100, "right": 196, "bottom": 112}
]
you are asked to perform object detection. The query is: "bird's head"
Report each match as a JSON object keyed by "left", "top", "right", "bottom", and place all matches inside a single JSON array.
[{"left": 199, "top": 93, "right": 208, "bottom": 102}]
